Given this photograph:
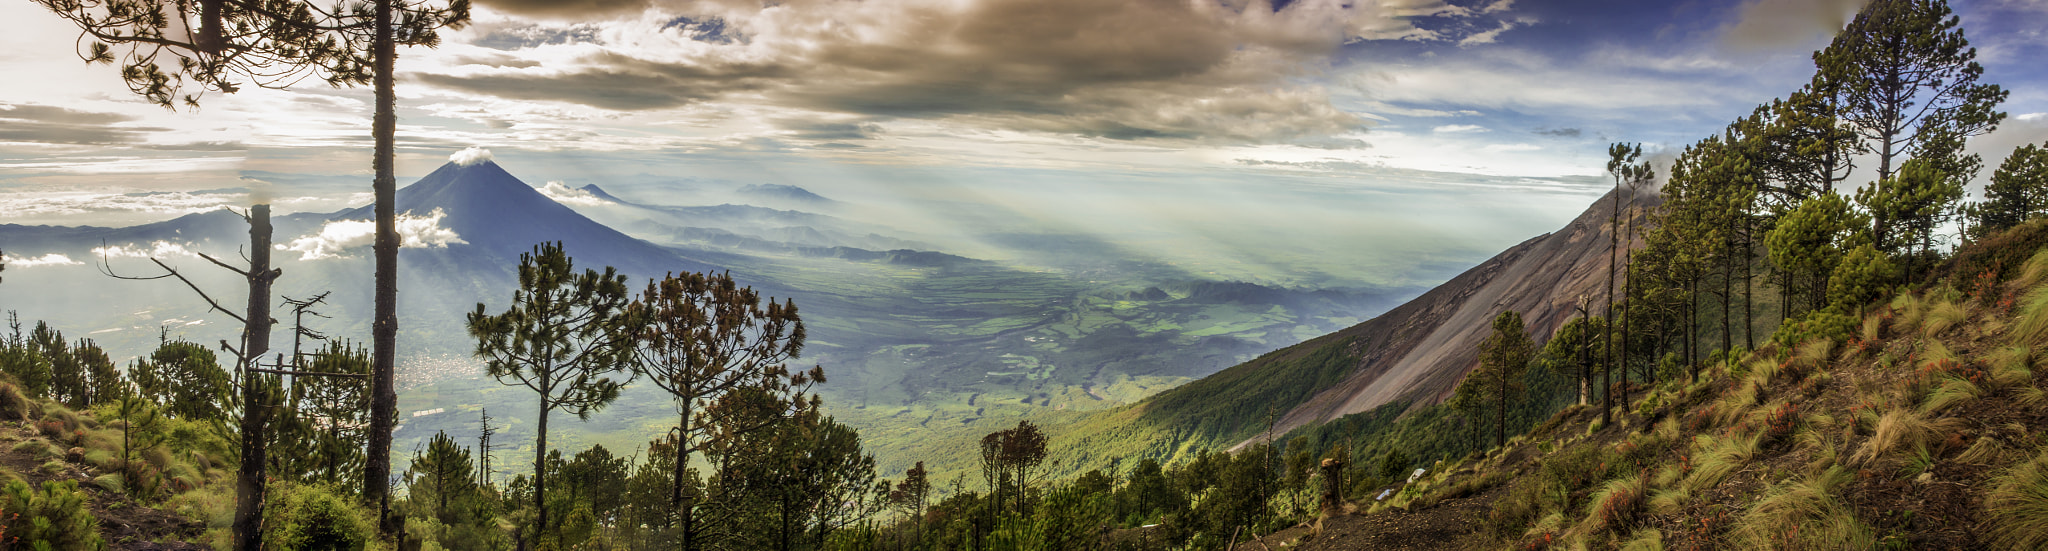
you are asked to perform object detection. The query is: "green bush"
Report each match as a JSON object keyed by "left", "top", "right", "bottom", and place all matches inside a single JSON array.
[
  {"left": 1774, "top": 312, "right": 1858, "bottom": 350},
  {"left": 0, "top": 479, "right": 106, "bottom": 550},
  {"left": 264, "top": 482, "right": 383, "bottom": 551}
]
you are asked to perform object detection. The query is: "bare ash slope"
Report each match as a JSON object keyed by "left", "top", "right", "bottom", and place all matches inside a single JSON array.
[{"left": 1253, "top": 186, "right": 1656, "bottom": 446}]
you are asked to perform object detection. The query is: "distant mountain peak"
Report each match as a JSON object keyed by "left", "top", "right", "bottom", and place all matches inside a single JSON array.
[
  {"left": 736, "top": 183, "right": 834, "bottom": 205},
  {"left": 578, "top": 184, "right": 625, "bottom": 204}
]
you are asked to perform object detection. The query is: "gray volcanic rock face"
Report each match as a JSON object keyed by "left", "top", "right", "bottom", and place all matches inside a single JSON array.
[{"left": 1237, "top": 186, "right": 1659, "bottom": 448}]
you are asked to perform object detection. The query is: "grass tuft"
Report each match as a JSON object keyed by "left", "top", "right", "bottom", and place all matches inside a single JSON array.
[
  {"left": 1922, "top": 300, "right": 1967, "bottom": 337},
  {"left": 1620, "top": 528, "right": 1664, "bottom": 551},
  {"left": 1957, "top": 435, "right": 2009, "bottom": 465},
  {"left": 1918, "top": 376, "right": 1984, "bottom": 415},
  {"left": 1730, "top": 466, "right": 1874, "bottom": 550},
  {"left": 1684, "top": 433, "right": 1762, "bottom": 494},
  {"left": 1983, "top": 447, "right": 2048, "bottom": 550},
  {"left": 1986, "top": 345, "right": 2036, "bottom": 389},
  {"left": 1583, "top": 475, "right": 1645, "bottom": 534},
  {"left": 2013, "top": 285, "right": 2048, "bottom": 346},
  {"left": 2013, "top": 247, "right": 2048, "bottom": 292}
]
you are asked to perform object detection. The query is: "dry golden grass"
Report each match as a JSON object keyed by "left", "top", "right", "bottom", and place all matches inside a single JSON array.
[
  {"left": 1983, "top": 448, "right": 2048, "bottom": 550},
  {"left": 1922, "top": 300, "right": 1967, "bottom": 337},
  {"left": 1918, "top": 377, "right": 1984, "bottom": 416},
  {"left": 1850, "top": 408, "right": 1965, "bottom": 466},
  {"left": 2013, "top": 247, "right": 2048, "bottom": 291},
  {"left": 1729, "top": 466, "right": 1873, "bottom": 550}
]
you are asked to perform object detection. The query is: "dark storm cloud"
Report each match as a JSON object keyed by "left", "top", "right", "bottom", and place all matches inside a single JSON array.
[
  {"left": 419, "top": 0, "right": 1511, "bottom": 144},
  {"left": 1722, "top": 0, "right": 1870, "bottom": 51},
  {"left": 775, "top": 119, "right": 885, "bottom": 141},
  {"left": 0, "top": 104, "right": 163, "bottom": 145},
  {"left": 471, "top": 0, "right": 650, "bottom": 19},
  {"left": 410, "top": 52, "right": 792, "bottom": 111}
]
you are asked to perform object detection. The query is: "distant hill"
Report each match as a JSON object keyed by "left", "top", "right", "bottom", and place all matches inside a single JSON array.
[{"left": 737, "top": 183, "right": 835, "bottom": 206}]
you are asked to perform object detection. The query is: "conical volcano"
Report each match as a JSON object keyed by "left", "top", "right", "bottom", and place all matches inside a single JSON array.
[{"left": 339, "top": 159, "right": 710, "bottom": 277}]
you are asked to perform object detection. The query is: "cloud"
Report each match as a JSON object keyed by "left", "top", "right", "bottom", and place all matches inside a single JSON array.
[
  {"left": 416, "top": 0, "right": 1519, "bottom": 144},
  {"left": 92, "top": 241, "right": 200, "bottom": 260},
  {"left": 0, "top": 191, "right": 239, "bottom": 218},
  {"left": 775, "top": 119, "right": 884, "bottom": 141},
  {"left": 1721, "top": 0, "right": 1871, "bottom": 51},
  {"left": 5, "top": 253, "right": 81, "bottom": 267},
  {"left": 451, "top": 147, "right": 494, "bottom": 166},
  {"left": 1458, "top": 19, "right": 1521, "bottom": 47},
  {"left": 474, "top": 0, "right": 650, "bottom": 19},
  {"left": 1433, "top": 124, "right": 1488, "bottom": 133},
  {"left": 1483, "top": 143, "right": 1541, "bottom": 152},
  {"left": 0, "top": 103, "right": 165, "bottom": 145},
  {"left": 282, "top": 209, "right": 467, "bottom": 260},
  {"left": 538, "top": 181, "right": 611, "bottom": 206},
  {"left": 1534, "top": 127, "right": 1582, "bottom": 137}
]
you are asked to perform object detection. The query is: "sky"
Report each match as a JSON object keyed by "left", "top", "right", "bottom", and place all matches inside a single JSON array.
[{"left": 3, "top": 0, "right": 2048, "bottom": 287}]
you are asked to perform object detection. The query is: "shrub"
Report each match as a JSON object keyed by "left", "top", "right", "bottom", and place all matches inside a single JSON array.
[
  {"left": 0, "top": 479, "right": 106, "bottom": 550},
  {"left": 263, "top": 482, "right": 383, "bottom": 551},
  {"left": 1983, "top": 447, "right": 2048, "bottom": 550},
  {"left": 1775, "top": 313, "right": 1857, "bottom": 351}
]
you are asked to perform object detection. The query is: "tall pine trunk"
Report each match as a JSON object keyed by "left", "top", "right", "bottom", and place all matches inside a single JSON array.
[
  {"left": 1743, "top": 212, "right": 1755, "bottom": 351},
  {"left": 533, "top": 401, "right": 551, "bottom": 549},
  {"left": 366, "top": 0, "right": 400, "bottom": 530},
  {"left": 233, "top": 205, "right": 276, "bottom": 551},
  {"left": 1604, "top": 189, "right": 1619, "bottom": 424},
  {"left": 676, "top": 402, "right": 696, "bottom": 551}
]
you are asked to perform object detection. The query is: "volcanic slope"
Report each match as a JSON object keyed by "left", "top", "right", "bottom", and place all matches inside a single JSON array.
[
  {"left": 1252, "top": 223, "right": 2048, "bottom": 550},
  {"left": 1041, "top": 186, "right": 1657, "bottom": 471}
]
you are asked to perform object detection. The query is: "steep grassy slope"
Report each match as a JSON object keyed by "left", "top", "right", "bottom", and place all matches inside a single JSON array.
[{"left": 1262, "top": 231, "right": 2048, "bottom": 550}]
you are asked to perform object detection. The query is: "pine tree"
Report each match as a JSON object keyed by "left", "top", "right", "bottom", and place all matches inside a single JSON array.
[
  {"left": 1972, "top": 142, "right": 2048, "bottom": 237},
  {"left": 627, "top": 270, "right": 819, "bottom": 549},
  {"left": 1815, "top": 0, "right": 2007, "bottom": 183},
  {"left": 1766, "top": 193, "right": 1871, "bottom": 316},
  {"left": 1542, "top": 313, "right": 1605, "bottom": 407},
  {"left": 466, "top": 242, "right": 637, "bottom": 549},
  {"left": 1475, "top": 310, "right": 1533, "bottom": 447}
]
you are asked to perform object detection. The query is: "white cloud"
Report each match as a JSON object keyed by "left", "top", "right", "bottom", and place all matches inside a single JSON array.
[
  {"left": 451, "top": 146, "right": 494, "bottom": 166},
  {"left": 1433, "top": 124, "right": 1488, "bottom": 133},
  {"left": 92, "top": 241, "right": 199, "bottom": 259},
  {"left": 1458, "top": 19, "right": 1521, "bottom": 47},
  {"left": 1483, "top": 143, "right": 1541, "bottom": 152},
  {"left": 5, "top": 253, "right": 80, "bottom": 267},
  {"left": 0, "top": 191, "right": 238, "bottom": 218},
  {"left": 538, "top": 181, "right": 610, "bottom": 206},
  {"left": 282, "top": 208, "right": 467, "bottom": 260}
]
